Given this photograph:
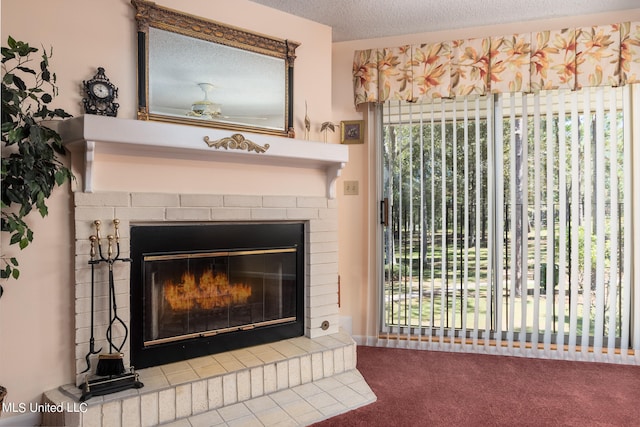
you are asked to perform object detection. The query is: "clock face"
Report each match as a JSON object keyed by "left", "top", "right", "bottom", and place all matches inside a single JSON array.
[{"left": 91, "top": 83, "right": 110, "bottom": 99}]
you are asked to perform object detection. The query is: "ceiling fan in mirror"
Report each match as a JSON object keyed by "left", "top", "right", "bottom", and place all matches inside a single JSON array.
[
  {"left": 186, "top": 83, "right": 221, "bottom": 119},
  {"left": 186, "top": 83, "right": 267, "bottom": 122}
]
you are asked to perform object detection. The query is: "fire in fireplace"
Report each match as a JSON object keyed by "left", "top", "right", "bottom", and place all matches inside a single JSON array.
[
  {"left": 130, "top": 222, "right": 305, "bottom": 368},
  {"left": 144, "top": 248, "right": 297, "bottom": 344}
]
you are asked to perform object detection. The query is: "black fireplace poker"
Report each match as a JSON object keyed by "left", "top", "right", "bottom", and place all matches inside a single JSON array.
[
  {"left": 79, "top": 218, "right": 142, "bottom": 402},
  {"left": 80, "top": 235, "right": 102, "bottom": 374}
]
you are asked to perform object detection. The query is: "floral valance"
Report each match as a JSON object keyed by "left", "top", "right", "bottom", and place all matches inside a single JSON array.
[{"left": 353, "top": 22, "right": 640, "bottom": 105}]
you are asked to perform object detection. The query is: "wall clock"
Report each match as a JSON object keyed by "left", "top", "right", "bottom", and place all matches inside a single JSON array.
[{"left": 83, "top": 67, "right": 119, "bottom": 117}]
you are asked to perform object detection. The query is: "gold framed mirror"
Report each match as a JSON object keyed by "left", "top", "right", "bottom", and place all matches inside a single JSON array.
[{"left": 132, "top": 0, "right": 299, "bottom": 137}]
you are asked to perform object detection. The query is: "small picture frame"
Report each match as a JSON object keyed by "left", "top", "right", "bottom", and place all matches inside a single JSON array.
[{"left": 340, "top": 120, "right": 364, "bottom": 144}]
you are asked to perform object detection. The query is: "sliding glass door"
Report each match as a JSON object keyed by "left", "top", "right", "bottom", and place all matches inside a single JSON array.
[{"left": 381, "top": 86, "right": 631, "bottom": 353}]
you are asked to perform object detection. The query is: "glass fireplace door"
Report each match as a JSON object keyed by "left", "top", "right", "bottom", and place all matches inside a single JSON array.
[{"left": 143, "top": 248, "right": 297, "bottom": 347}]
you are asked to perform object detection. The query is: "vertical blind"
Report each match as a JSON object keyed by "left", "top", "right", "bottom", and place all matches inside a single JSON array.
[{"left": 380, "top": 85, "right": 637, "bottom": 363}]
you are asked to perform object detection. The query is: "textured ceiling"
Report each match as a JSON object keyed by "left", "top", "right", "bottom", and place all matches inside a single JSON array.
[{"left": 250, "top": 0, "right": 640, "bottom": 42}]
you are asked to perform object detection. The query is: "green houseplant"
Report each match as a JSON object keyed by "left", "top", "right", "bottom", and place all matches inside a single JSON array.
[{"left": 1, "top": 36, "right": 73, "bottom": 297}]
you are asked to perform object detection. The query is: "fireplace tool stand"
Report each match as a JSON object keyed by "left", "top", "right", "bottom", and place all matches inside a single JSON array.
[{"left": 79, "top": 219, "right": 143, "bottom": 402}]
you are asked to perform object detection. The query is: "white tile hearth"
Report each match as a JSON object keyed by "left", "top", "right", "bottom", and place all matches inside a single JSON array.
[{"left": 42, "top": 330, "right": 375, "bottom": 427}]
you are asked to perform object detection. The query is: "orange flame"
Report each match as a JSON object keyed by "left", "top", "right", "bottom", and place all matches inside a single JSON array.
[
  {"left": 163, "top": 271, "right": 198, "bottom": 311},
  {"left": 163, "top": 268, "right": 252, "bottom": 311}
]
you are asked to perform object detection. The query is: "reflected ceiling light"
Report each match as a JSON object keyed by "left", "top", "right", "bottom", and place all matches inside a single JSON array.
[{"left": 187, "top": 83, "right": 222, "bottom": 119}]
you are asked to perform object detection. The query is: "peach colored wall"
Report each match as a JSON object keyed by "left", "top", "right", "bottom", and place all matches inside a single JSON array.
[
  {"left": 90, "top": 153, "right": 327, "bottom": 196},
  {"left": 0, "top": 0, "right": 331, "bottom": 420},
  {"left": 332, "top": 8, "right": 640, "bottom": 342}
]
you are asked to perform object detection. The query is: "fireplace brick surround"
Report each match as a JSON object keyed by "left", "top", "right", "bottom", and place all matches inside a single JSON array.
[
  {"left": 39, "top": 115, "right": 374, "bottom": 426},
  {"left": 71, "top": 190, "right": 342, "bottom": 382}
]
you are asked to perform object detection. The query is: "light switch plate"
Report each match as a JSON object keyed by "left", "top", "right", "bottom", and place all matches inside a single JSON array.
[{"left": 344, "top": 180, "right": 359, "bottom": 195}]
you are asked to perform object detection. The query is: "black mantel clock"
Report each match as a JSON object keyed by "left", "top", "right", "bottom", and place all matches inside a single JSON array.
[{"left": 83, "top": 67, "right": 119, "bottom": 117}]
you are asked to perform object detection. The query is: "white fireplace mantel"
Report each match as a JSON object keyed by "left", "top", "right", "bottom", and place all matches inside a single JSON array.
[{"left": 59, "top": 115, "right": 349, "bottom": 198}]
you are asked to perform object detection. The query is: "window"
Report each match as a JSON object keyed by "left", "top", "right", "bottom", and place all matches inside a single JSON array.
[{"left": 380, "top": 86, "right": 632, "bottom": 357}]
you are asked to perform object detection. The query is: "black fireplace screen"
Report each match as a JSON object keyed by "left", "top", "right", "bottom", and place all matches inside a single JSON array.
[
  {"left": 143, "top": 248, "right": 297, "bottom": 346},
  {"left": 130, "top": 222, "right": 304, "bottom": 368}
]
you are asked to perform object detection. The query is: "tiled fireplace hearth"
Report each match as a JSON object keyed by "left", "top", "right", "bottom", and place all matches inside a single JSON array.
[{"left": 40, "top": 116, "right": 375, "bottom": 426}]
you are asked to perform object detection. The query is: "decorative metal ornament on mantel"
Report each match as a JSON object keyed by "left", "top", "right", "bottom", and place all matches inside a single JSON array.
[
  {"left": 321, "top": 122, "right": 336, "bottom": 143},
  {"left": 304, "top": 101, "right": 311, "bottom": 141},
  {"left": 204, "top": 133, "right": 270, "bottom": 153}
]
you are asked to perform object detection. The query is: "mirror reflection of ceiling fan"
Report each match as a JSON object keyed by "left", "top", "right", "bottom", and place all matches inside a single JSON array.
[{"left": 186, "top": 83, "right": 267, "bottom": 121}]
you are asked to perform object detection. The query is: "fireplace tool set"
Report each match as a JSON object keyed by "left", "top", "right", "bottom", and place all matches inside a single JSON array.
[{"left": 79, "top": 219, "right": 143, "bottom": 402}]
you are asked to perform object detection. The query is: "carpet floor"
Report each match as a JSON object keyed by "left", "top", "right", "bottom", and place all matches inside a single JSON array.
[{"left": 312, "top": 345, "right": 640, "bottom": 426}]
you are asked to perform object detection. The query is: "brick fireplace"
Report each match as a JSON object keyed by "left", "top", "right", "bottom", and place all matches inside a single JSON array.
[
  {"left": 59, "top": 114, "right": 348, "bottom": 380},
  {"left": 39, "top": 115, "right": 375, "bottom": 426},
  {"left": 71, "top": 191, "right": 338, "bottom": 381}
]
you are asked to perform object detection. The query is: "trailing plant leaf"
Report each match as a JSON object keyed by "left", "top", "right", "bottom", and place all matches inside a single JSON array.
[{"left": 1, "top": 37, "right": 73, "bottom": 288}]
